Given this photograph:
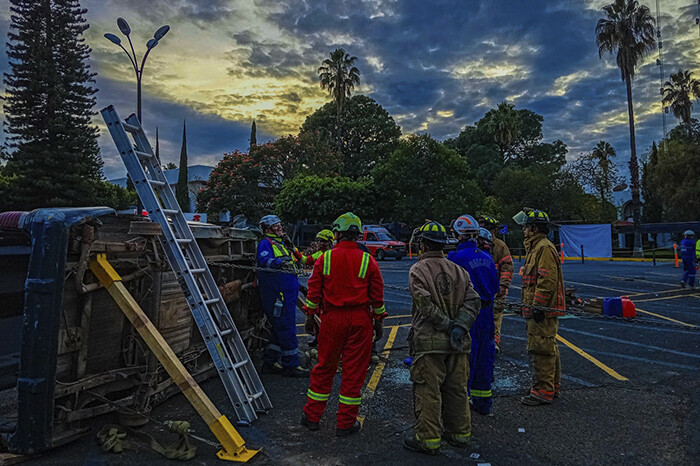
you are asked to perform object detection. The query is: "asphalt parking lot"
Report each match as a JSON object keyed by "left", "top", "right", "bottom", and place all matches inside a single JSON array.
[{"left": 31, "top": 258, "right": 699, "bottom": 465}]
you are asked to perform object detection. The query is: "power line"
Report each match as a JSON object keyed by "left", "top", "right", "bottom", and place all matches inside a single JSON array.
[{"left": 656, "top": 0, "right": 668, "bottom": 153}]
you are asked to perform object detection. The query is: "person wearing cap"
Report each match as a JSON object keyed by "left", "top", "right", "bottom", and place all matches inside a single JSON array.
[
  {"left": 403, "top": 221, "right": 481, "bottom": 454},
  {"left": 448, "top": 216, "right": 499, "bottom": 416},
  {"left": 680, "top": 230, "right": 696, "bottom": 289},
  {"left": 512, "top": 208, "right": 564, "bottom": 405},
  {"left": 257, "top": 214, "right": 309, "bottom": 377},
  {"left": 301, "top": 212, "right": 386, "bottom": 437},
  {"left": 478, "top": 216, "right": 513, "bottom": 354}
]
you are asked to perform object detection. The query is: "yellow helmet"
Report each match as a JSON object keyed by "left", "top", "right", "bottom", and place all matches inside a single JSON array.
[
  {"left": 418, "top": 221, "right": 448, "bottom": 244},
  {"left": 316, "top": 229, "right": 335, "bottom": 242},
  {"left": 332, "top": 212, "right": 362, "bottom": 233}
]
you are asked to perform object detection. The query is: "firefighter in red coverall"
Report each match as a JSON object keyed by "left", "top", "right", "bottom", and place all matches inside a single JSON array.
[{"left": 300, "top": 212, "right": 386, "bottom": 436}]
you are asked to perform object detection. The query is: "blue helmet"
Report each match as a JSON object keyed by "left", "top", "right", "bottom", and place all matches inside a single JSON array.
[
  {"left": 259, "top": 214, "right": 281, "bottom": 230},
  {"left": 478, "top": 227, "right": 493, "bottom": 244}
]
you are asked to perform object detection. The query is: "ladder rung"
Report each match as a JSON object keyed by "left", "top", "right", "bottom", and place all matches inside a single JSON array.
[
  {"left": 176, "top": 238, "right": 193, "bottom": 244},
  {"left": 220, "top": 328, "right": 232, "bottom": 336},
  {"left": 232, "top": 360, "right": 249, "bottom": 370},
  {"left": 122, "top": 122, "right": 139, "bottom": 133},
  {"left": 149, "top": 179, "right": 166, "bottom": 187},
  {"left": 190, "top": 268, "right": 206, "bottom": 274},
  {"left": 204, "top": 298, "right": 220, "bottom": 305},
  {"left": 162, "top": 209, "right": 179, "bottom": 215},
  {"left": 249, "top": 391, "right": 264, "bottom": 401},
  {"left": 135, "top": 150, "right": 153, "bottom": 159}
]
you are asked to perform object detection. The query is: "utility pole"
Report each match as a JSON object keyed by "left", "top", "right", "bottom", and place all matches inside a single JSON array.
[{"left": 655, "top": 0, "right": 668, "bottom": 154}]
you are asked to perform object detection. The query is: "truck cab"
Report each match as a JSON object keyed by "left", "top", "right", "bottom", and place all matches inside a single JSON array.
[{"left": 358, "top": 225, "right": 407, "bottom": 260}]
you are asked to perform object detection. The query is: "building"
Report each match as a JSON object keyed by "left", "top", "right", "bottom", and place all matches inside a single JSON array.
[{"left": 109, "top": 165, "right": 213, "bottom": 213}]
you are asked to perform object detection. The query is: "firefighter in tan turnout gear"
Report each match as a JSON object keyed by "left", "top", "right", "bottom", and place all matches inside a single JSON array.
[
  {"left": 513, "top": 209, "right": 564, "bottom": 406},
  {"left": 404, "top": 221, "right": 481, "bottom": 454},
  {"left": 478, "top": 216, "right": 513, "bottom": 353}
]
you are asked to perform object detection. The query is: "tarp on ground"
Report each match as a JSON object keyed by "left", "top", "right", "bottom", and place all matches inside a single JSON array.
[{"left": 560, "top": 224, "right": 612, "bottom": 258}]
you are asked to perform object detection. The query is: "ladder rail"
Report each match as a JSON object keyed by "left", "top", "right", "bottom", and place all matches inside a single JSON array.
[{"left": 101, "top": 106, "right": 272, "bottom": 421}]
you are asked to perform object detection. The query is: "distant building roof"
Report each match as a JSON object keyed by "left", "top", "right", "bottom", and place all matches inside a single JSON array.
[{"left": 108, "top": 165, "right": 214, "bottom": 188}]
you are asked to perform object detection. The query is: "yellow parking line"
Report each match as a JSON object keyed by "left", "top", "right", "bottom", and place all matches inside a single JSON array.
[
  {"left": 636, "top": 308, "right": 697, "bottom": 327},
  {"left": 296, "top": 313, "right": 412, "bottom": 327},
  {"left": 564, "top": 279, "right": 641, "bottom": 295},
  {"left": 634, "top": 294, "right": 697, "bottom": 303},
  {"left": 358, "top": 325, "right": 399, "bottom": 424},
  {"left": 556, "top": 334, "right": 628, "bottom": 381}
]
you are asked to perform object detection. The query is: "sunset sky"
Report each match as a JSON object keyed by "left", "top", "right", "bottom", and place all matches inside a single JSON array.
[{"left": 2, "top": 0, "right": 700, "bottom": 180}]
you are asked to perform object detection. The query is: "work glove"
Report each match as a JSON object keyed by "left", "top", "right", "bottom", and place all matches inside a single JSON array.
[
  {"left": 449, "top": 325, "right": 467, "bottom": 351},
  {"left": 532, "top": 308, "right": 545, "bottom": 323},
  {"left": 305, "top": 315, "right": 319, "bottom": 336},
  {"left": 373, "top": 320, "right": 384, "bottom": 342}
]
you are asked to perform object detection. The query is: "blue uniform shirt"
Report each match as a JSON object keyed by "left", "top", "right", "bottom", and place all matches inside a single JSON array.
[
  {"left": 680, "top": 238, "right": 697, "bottom": 262},
  {"left": 448, "top": 240, "right": 499, "bottom": 302}
]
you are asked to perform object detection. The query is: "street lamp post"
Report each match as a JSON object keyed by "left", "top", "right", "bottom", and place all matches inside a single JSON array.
[
  {"left": 105, "top": 19, "right": 169, "bottom": 215},
  {"left": 104, "top": 18, "right": 170, "bottom": 123}
]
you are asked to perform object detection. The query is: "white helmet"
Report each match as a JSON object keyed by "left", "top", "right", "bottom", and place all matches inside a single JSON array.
[
  {"left": 684, "top": 230, "right": 695, "bottom": 236},
  {"left": 453, "top": 214, "right": 479, "bottom": 236}
]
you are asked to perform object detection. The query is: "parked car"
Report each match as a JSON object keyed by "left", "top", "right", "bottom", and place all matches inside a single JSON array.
[{"left": 358, "top": 225, "right": 407, "bottom": 260}]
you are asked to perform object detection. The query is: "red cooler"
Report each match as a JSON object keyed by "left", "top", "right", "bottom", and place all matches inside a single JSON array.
[{"left": 621, "top": 296, "right": 636, "bottom": 318}]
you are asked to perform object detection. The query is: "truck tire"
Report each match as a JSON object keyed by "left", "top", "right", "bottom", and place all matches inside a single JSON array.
[{"left": 375, "top": 249, "right": 386, "bottom": 261}]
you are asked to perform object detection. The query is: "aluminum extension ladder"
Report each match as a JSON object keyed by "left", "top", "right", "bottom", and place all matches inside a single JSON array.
[{"left": 100, "top": 105, "right": 272, "bottom": 423}]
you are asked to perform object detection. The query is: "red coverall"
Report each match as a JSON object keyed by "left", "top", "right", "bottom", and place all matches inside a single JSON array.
[{"left": 303, "top": 241, "right": 386, "bottom": 429}]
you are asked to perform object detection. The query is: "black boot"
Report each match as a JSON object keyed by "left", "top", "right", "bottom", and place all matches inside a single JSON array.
[
  {"left": 336, "top": 421, "right": 362, "bottom": 437},
  {"left": 282, "top": 366, "right": 310, "bottom": 378},
  {"left": 300, "top": 413, "right": 320, "bottom": 431}
]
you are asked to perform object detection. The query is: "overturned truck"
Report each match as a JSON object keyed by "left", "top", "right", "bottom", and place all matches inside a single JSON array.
[{"left": 0, "top": 208, "right": 268, "bottom": 455}]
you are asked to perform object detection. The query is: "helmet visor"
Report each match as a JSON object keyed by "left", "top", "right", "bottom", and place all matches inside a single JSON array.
[{"left": 512, "top": 210, "right": 528, "bottom": 226}]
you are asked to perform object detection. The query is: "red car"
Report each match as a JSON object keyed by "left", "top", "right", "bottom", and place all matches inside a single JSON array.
[{"left": 357, "top": 226, "right": 407, "bottom": 260}]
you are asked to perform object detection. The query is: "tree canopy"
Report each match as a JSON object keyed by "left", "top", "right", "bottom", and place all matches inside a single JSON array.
[{"left": 300, "top": 95, "right": 401, "bottom": 179}]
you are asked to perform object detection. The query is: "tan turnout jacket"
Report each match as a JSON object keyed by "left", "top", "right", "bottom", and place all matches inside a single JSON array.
[
  {"left": 520, "top": 233, "right": 565, "bottom": 316},
  {"left": 408, "top": 251, "right": 481, "bottom": 356}
]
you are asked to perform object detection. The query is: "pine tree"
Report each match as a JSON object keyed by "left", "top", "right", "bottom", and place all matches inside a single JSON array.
[
  {"left": 3, "top": 0, "right": 103, "bottom": 209},
  {"left": 250, "top": 120, "right": 257, "bottom": 148},
  {"left": 176, "top": 120, "right": 190, "bottom": 212}
]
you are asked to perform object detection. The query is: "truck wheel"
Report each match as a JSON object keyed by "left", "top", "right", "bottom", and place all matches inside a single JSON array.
[{"left": 375, "top": 249, "right": 386, "bottom": 261}]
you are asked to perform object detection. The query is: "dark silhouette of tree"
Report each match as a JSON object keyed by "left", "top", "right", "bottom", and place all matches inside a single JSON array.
[
  {"left": 596, "top": 0, "right": 656, "bottom": 254},
  {"left": 3, "top": 0, "right": 103, "bottom": 209},
  {"left": 662, "top": 69, "right": 700, "bottom": 138},
  {"left": 250, "top": 120, "right": 257, "bottom": 148},
  {"left": 176, "top": 120, "right": 190, "bottom": 212},
  {"left": 318, "top": 48, "right": 360, "bottom": 150}
]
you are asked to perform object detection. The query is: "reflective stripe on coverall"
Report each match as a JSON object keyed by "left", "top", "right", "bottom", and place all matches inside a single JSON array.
[
  {"left": 680, "top": 238, "right": 697, "bottom": 287},
  {"left": 257, "top": 235, "right": 300, "bottom": 368},
  {"left": 521, "top": 232, "right": 564, "bottom": 401},
  {"left": 448, "top": 240, "right": 499, "bottom": 414},
  {"left": 303, "top": 241, "right": 386, "bottom": 429}
]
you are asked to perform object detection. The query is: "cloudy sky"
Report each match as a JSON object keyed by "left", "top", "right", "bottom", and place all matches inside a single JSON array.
[{"left": 2, "top": 0, "right": 700, "bottom": 180}]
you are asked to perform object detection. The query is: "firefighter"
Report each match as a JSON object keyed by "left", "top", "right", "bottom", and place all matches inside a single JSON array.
[
  {"left": 300, "top": 212, "right": 386, "bottom": 437},
  {"left": 404, "top": 221, "right": 481, "bottom": 454},
  {"left": 256, "top": 215, "right": 309, "bottom": 377},
  {"left": 512, "top": 209, "right": 564, "bottom": 405},
  {"left": 298, "top": 229, "right": 335, "bottom": 267},
  {"left": 478, "top": 216, "right": 513, "bottom": 354},
  {"left": 680, "top": 230, "right": 696, "bottom": 289},
  {"left": 448, "top": 215, "right": 499, "bottom": 416}
]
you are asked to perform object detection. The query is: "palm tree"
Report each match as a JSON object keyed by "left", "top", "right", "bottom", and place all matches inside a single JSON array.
[
  {"left": 318, "top": 48, "right": 360, "bottom": 150},
  {"left": 596, "top": 0, "right": 655, "bottom": 255},
  {"left": 591, "top": 140, "right": 617, "bottom": 201},
  {"left": 485, "top": 102, "right": 522, "bottom": 162},
  {"left": 662, "top": 69, "right": 700, "bottom": 138}
]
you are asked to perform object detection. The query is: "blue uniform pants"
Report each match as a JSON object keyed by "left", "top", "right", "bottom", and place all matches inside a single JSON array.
[
  {"left": 469, "top": 305, "right": 495, "bottom": 414},
  {"left": 682, "top": 259, "right": 696, "bottom": 287},
  {"left": 258, "top": 278, "right": 300, "bottom": 368}
]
